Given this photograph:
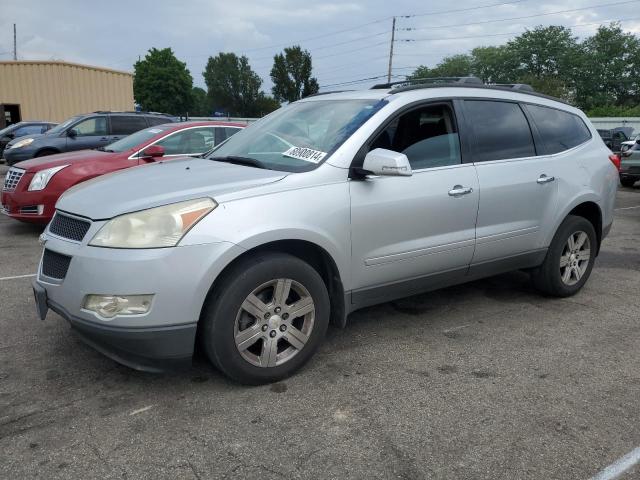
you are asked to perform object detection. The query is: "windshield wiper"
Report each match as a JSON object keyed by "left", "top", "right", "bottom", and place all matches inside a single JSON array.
[{"left": 210, "top": 156, "right": 267, "bottom": 169}]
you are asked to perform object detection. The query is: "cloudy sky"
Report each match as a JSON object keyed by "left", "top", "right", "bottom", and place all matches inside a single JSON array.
[{"left": 2, "top": 0, "right": 640, "bottom": 92}]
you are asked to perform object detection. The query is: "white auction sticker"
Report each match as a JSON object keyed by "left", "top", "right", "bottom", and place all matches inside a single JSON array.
[
  {"left": 282, "top": 146, "right": 327, "bottom": 163},
  {"left": 147, "top": 128, "right": 163, "bottom": 134}
]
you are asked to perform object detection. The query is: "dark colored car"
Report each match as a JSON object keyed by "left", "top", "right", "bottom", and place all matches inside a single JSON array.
[
  {"left": 597, "top": 127, "right": 633, "bottom": 152},
  {"left": 0, "top": 121, "right": 57, "bottom": 159},
  {"left": 2, "top": 111, "right": 174, "bottom": 165},
  {"left": 1, "top": 121, "right": 245, "bottom": 223},
  {"left": 619, "top": 141, "right": 640, "bottom": 187}
]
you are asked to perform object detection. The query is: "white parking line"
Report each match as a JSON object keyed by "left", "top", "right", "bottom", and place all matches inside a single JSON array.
[
  {"left": 589, "top": 446, "right": 640, "bottom": 480},
  {"left": 615, "top": 205, "right": 640, "bottom": 211},
  {"left": 0, "top": 274, "right": 36, "bottom": 281}
]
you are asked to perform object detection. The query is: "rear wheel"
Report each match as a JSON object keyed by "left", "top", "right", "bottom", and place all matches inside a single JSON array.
[
  {"left": 620, "top": 178, "right": 637, "bottom": 188},
  {"left": 201, "top": 252, "right": 330, "bottom": 385},
  {"left": 532, "top": 215, "right": 597, "bottom": 297}
]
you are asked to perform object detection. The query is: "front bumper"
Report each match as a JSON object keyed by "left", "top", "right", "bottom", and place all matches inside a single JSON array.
[
  {"left": 35, "top": 229, "right": 245, "bottom": 372},
  {"left": 3, "top": 148, "right": 35, "bottom": 164},
  {"left": 1, "top": 185, "right": 54, "bottom": 224},
  {"left": 35, "top": 280, "right": 196, "bottom": 371}
]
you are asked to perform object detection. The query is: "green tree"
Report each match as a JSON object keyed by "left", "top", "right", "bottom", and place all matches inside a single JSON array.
[
  {"left": 190, "top": 87, "right": 210, "bottom": 116},
  {"left": 409, "top": 54, "right": 473, "bottom": 80},
  {"left": 270, "top": 45, "right": 319, "bottom": 102},
  {"left": 575, "top": 23, "right": 640, "bottom": 110},
  {"left": 134, "top": 48, "right": 193, "bottom": 115},
  {"left": 203, "top": 52, "right": 266, "bottom": 117},
  {"left": 470, "top": 46, "right": 517, "bottom": 83}
]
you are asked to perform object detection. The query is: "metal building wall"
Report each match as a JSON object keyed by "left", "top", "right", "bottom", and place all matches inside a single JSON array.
[{"left": 0, "top": 61, "right": 134, "bottom": 123}]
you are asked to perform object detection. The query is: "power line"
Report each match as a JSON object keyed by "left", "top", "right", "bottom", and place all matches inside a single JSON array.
[
  {"left": 400, "top": 0, "right": 528, "bottom": 18},
  {"left": 397, "top": 15, "right": 640, "bottom": 44},
  {"left": 399, "top": 0, "right": 640, "bottom": 32}
]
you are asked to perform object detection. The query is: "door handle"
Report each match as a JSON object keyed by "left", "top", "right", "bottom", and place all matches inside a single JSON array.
[
  {"left": 537, "top": 174, "right": 555, "bottom": 184},
  {"left": 448, "top": 185, "right": 473, "bottom": 197}
]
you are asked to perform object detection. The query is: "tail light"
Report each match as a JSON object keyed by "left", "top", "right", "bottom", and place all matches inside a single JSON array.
[{"left": 609, "top": 154, "right": 621, "bottom": 171}]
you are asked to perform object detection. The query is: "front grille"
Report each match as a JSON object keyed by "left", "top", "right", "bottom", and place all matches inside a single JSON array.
[
  {"left": 2, "top": 167, "right": 25, "bottom": 191},
  {"left": 49, "top": 213, "right": 91, "bottom": 242},
  {"left": 42, "top": 249, "right": 72, "bottom": 280}
]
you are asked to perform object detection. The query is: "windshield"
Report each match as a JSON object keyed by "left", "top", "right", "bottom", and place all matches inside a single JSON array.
[
  {"left": 106, "top": 126, "right": 171, "bottom": 152},
  {"left": 0, "top": 123, "right": 20, "bottom": 136},
  {"left": 48, "top": 116, "right": 81, "bottom": 135},
  {"left": 206, "top": 99, "right": 387, "bottom": 172}
]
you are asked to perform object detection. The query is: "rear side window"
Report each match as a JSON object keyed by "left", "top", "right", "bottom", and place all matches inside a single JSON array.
[
  {"left": 465, "top": 100, "right": 535, "bottom": 161},
  {"left": 110, "top": 116, "right": 148, "bottom": 135},
  {"left": 147, "top": 116, "right": 171, "bottom": 126},
  {"left": 526, "top": 105, "right": 591, "bottom": 154}
]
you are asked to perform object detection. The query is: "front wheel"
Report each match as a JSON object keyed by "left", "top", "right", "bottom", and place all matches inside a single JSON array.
[
  {"left": 532, "top": 215, "right": 597, "bottom": 297},
  {"left": 201, "top": 252, "right": 330, "bottom": 385}
]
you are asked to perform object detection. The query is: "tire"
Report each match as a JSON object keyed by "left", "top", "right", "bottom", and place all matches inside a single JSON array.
[
  {"left": 532, "top": 215, "right": 597, "bottom": 297},
  {"left": 201, "top": 252, "right": 330, "bottom": 385},
  {"left": 34, "top": 149, "right": 57, "bottom": 158},
  {"left": 620, "top": 178, "right": 637, "bottom": 188}
]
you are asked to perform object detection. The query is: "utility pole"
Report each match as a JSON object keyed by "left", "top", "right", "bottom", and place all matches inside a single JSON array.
[
  {"left": 13, "top": 24, "right": 17, "bottom": 60},
  {"left": 387, "top": 16, "right": 396, "bottom": 83}
]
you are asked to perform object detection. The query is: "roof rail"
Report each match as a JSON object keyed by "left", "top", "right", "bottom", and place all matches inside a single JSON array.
[
  {"left": 306, "top": 90, "right": 353, "bottom": 97},
  {"left": 371, "top": 76, "right": 483, "bottom": 89},
  {"left": 490, "top": 83, "right": 535, "bottom": 92},
  {"left": 91, "top": 110, "right": 173, "bottom": 116}
]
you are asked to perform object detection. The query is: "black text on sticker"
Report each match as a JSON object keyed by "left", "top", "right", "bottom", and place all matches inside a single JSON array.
[{"left": 283, "top": 147, "right": 327, "bottom": 163}]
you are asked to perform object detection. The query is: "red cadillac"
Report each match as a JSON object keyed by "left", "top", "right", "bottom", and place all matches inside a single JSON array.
[{"left": 1, "top": 121, "right": 245, "bottom": 224}]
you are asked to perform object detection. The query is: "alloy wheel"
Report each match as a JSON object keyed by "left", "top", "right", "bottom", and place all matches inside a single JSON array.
[{"left": 559, "top": 231, "right": 591, "bottom": 286}]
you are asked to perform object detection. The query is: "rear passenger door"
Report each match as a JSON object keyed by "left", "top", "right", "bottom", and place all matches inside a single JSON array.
[
  {"left": 109, "top": 115, "right": 149, "bottom": 143},
  {"left": 462, "top": 99, "right": 559, "bottom": 264}
]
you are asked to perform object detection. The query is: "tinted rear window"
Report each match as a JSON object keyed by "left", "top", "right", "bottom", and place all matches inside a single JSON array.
[
  {"left": 110, "top": 116, "right": 148, "bottom": 135},
  {"left": 527, "top": 105, "right": 591, "bottom": 154},
  {"left": 147, "top": 116, "right": 172, "bottom": 126},
  {"left": 465, "top": 100, "right": 535, "bottom": 161}
]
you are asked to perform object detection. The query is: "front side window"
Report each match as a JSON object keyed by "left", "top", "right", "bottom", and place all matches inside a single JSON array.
[
  {"left": 465, "top": 100, "right": 535, "bottom": 161},
  {"left": 369, "top": 103, "right": 461, "bottom": 170},
  {"left": 110, "top": 116, "right": 148, "bottom": 135},
  {"left": 156, "top": 127, "right": 216, "bottom": 155},
  {"left": 72, "top": 117, "right": 108, "bottom": 136},
  {"left": 526, "top": 104, "right": 592, "bottom": 154},
  {"left": 207, "top": 99, "right": 387, "bottom": 172},
  {"left": 48, "top": 116, "right": 81, "bottom": 135}
]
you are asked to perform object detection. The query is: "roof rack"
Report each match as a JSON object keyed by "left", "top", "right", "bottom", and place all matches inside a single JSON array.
[
  {"left": 92, "top": 110, "right": 173, "bottom": 116},
  {"left": 371, "top": 76, "right": 483, "bottom": 89},
  {"left": 306, "top": 90, "right": 353, "bottom": 97}
]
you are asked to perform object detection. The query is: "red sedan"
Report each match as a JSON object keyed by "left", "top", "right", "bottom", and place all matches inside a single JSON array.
[{"left": 1, "top": 121, "right": 245, "bottom": 224}]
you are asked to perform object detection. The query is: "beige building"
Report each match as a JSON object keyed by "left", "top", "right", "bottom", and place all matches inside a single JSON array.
[{"left": 0, "top": 60, "right": 134, "bottom": 127}]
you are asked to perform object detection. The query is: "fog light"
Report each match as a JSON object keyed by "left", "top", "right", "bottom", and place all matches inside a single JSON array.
[{"left": 83, "top": 294, "right": 153, "bottom": 319}]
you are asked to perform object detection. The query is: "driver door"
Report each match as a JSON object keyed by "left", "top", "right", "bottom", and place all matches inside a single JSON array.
[
  {"left": 349, "top": 101, "right": 479, "bottom": 306},
  {"left": 66, "top": 116, "right": 110, "bottom": 151}
]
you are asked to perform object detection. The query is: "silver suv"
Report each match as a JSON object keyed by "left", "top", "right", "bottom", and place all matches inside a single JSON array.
[{"left": 33, "top": 78, "right": 618, "bottom": 384}]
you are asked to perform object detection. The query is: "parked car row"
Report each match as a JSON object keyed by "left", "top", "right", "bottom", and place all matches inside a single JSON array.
[
  {"left": 1, "top": 121, "right": 245, "bottom": 223},
  {"left": 2, "top": 111, "right": 177, "bottom": 165},
  {"left": 597, "top": 127, "right": 633, "bottom": 153}
]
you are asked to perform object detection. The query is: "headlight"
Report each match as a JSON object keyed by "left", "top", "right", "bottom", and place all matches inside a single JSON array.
[
  {"left": 28, "top": 165, "right": 69, "bottom": 191},
  {"left": 90, "top": 198, "right": 217, "bottom": 249},
  {"left": 9, "top": 138, "right": 34, "bottom": 149}
]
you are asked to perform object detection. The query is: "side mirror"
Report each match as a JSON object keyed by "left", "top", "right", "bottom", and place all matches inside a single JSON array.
[
  {"left": 360, "top": 148, "right": 412, "bottom": 177},
  {"left": 67, "top": 128, "right": 78, "bottom": 138},
  {"left": 139, "top": 145, "right": 165, "bottom": 160}
]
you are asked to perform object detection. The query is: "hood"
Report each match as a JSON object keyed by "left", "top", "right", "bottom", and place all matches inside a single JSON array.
[
  {"left": 15, "top": 149, "right": 114, "bottom": 172},
  {"left": 56, "top": 157, "right": 288, "bottom": 219}
]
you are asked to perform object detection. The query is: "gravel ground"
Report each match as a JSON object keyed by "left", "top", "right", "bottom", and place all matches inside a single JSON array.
[{"left": 1, "top": 163, "right": 640, "bottom": 479}]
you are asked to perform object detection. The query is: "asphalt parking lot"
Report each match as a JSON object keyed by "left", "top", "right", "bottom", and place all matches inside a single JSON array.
[{"left": 1, "top": 163, "right": 639, "bottom": 480}]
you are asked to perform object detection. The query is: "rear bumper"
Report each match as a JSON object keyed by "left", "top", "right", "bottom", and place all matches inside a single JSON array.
[
  {"left": 619, "top": 172, "right": 640, "bottom": 181},
  {"left": 40, "top": 284, "right": 196, "bottom": 372}
]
